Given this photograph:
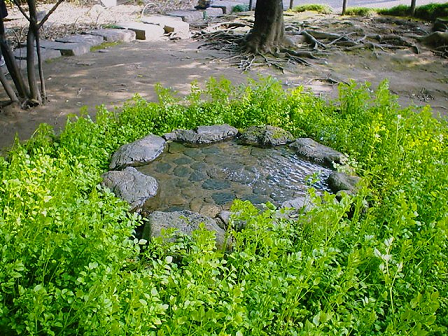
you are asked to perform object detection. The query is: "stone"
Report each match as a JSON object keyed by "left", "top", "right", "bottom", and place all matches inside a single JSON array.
[
  {"left": 56, "top": 34, "right": 104, "bottom": 47},
  {"left": 37, "top": 40, "right": 90, "bottom": 56},
  {"left": 204, "top": 7, "right": 224, "bottom": 17},
  {"left": 109, "top": 134, "right": 166, "bottom": 170},
  {"left": 116, "top": 22, "right": 165, "bottom": 41},
  {"left": 189, "top": 170, "right": 207, "bottom": 182},
  {"left": 13, "top": 47, "right": 61, "bottom": 62},
  {"left": 218, "top": 210, "right": 231, "bottom": 226},
  {"left": 190, "top": 198, "right": 203, "bottom": 212},
  {"left": 211, "top": 1, "right": 244, "bottom": 14},
  {"left": 290, "top": 138, "right": 347, "bottom": 168},
  {"left": 174, "top": 124, "right": 238, "bottom": 144},
  {"left": 239, "top": 125, "right": 294, "bottom": 147},
  {"left": 163, "top": 132, "right": 177, "bottom": 141},
  {"left": 327, "top": 172, "right": 361, "bottom": 193},
  {"left": 200, "top": 204, "right": 221, "bottom": 218},
  {"left": 143, "top": 210, "right": 227, "bottom": 248},
  {"left": 142, "top": 16, "right": 190, "bottom": 39},
  {"left": 89, "top": 29, "right": 136, "bottom": 42},
  {"left": 211, "top": 192, "right": 235, "bottom": 205},
  {"left": 100, "top": 0, "right": 116, "bottom": 7},
  {"left": 166, "top": 10, "right": 204, "bottom": 22},
  {"left": 173, "top": 166, "right": 191, "bottom": 177},
  {"left": 202, "top": 179, "right": 230, "bottom": 190},
  {"left": 281, "top": 196, "right": 314, "bottom": 212},
  {"left": 101, "top": 167, "right": 158, "bottom": 210}
]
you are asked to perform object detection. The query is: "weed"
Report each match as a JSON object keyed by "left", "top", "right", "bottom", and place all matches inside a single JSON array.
[{"left": 290, "top": 4, "right": 333, "bottom": 14}]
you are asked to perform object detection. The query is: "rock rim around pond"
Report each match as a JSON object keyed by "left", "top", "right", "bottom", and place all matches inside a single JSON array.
[{"left": 101, "top": 124, "right": 361, "bottom": 246}]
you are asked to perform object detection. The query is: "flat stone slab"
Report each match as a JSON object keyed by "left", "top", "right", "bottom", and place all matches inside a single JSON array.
[
  {"left": 290, "top": 138, "right": 347, "bottom": 168},
  {"left": 39, "top": 40, "right": 90, "bottom": 56},
  {"left": 166, "top": 10, "right": 204, "bottom": 22},
  {"left": 102, "top": 167, "right": 158, "bottom": 210},
  {"left": 56, "top": 34, "right": 104, "bottom": 47},
  {"left": 116, "top": 22, "right": 165, "bottom": 41},
  {"left": 13, "top": 47, "right": 61, "bottom": 61},
  {"left": 89, "top": 29, "right": 136, "bottom": 42},
  {"left": 142, "top": 16, "right": 190, "bottom": 39},
  {"left": 174, "top": 124, "right": 238, "bottom": 144},
  {"left": 211, "top": 1, "right": 244, "bottom": 14},
  {"left": 239, "top": 125, "right": 294, "bottom": 147},
  {"left": 110, "top": 134, "right": 166, "bottom": 170},
  {"left": 143, "top": 210, "right": 226, "bottom": 248}
]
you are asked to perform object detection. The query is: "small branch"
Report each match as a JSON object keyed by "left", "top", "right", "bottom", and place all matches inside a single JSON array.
[
  {"left": 38, "top": 0, "right": 65, "bottom": 29},
  {"left": 12, "top": 0, "right": 31, "bottom": 22}
]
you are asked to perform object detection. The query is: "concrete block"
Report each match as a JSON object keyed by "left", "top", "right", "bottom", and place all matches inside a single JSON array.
[
  {"left": 116, "top": 22, "right": 165, "bottom": 41},
  {"left": 89, "top": 29, "right": 136, "bottom": 42},
  {"left": 211, "top": 1, "right": 244, "bottom": 14},
  {"left": 204, "top": 7, "right": 224, "bottom": 17},
  {"left": 167, "top": 10, "right": 204, "bottom": 22},
  {"left": 56, "top": 34, "right": 104, "bottom": 47},
  {"left": 13, "top": 46, "right": 61, "bottom": 61},
  {"left": 39, "top": 40, "right": 91, "bottom": 56},
  {"left": 142, "top": 16, "right": 190, "bottom": 39}
]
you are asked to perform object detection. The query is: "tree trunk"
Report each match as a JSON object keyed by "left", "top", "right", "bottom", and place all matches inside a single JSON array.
[
  {"left": 289, "top": 0, "right": 294, "bottom": 10},
  {"left": 342, "top": 0, "right": 348, "bottom": 15},
  {"left": 245, "top": 0, "right": 285, "bottom": 54},
  {"left": 410, "top": 0, "right": 417, "bottom": 16}
]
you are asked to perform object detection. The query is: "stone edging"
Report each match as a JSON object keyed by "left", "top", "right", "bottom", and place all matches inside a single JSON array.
[{"left": 101, "top": 124, "right": 361, "bottom": 245}]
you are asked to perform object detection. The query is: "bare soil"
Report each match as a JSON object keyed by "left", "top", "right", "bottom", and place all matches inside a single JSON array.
[{"left": 1, "top": 4, "right": 447, "bottom": 152}]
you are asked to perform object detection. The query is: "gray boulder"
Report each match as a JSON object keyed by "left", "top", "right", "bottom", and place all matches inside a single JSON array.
[
  {"left": 327, "top": 172, "right": 361, "bottom": 193},
  {"left": 290, "top": 138, "right": 347, "bottom": 168},
  {"left": 143, "top": 210, "right": 227, "bottom": 248},
  {"left": 102, "top": 167, "right": 158, "bottom": 210},
  {"left": 281, "top": 196, "right": 314, "bottom": 212},
  {"left": 110, "top": 134, "right": 166, "bottom": 170},
  {"left": 174, "top": 124, "right": 238, "bottom": 144},
  {"left": 239, "top": 125, "right": 294, "bottom": 147}
]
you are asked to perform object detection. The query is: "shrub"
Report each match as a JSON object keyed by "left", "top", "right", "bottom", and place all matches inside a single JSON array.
[
  {"left": 0, "top": 77, "right": 447, "bottom": 334},
  {"left": 344, "top": 7, "right": 377, "bottom": 17},
  {"left": 290, "top": 4, "right": 333, "bottom": 14},
  {"left": 378, "top": 3, "right": 448, "bottom": 21}
]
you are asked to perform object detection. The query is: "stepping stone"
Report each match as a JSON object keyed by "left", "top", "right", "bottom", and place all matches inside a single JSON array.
[
  {"left": 142, "top": 16, "right": 190, "bottom": 39},
  {"left": 167, "top": 10, "right": 204, "bottom": 22},
  {"left": 39, "top": 40, "right": 91, "bottom": 56},
  {"left": 211, "top": 1, "right": 244, "bottom": 14},
  {"left": 13, "top": 47, "right": 61, "bottom": 61},
  {"left": 116, "top": 22, "right": 165, "bottom": 41},
  {"left": 56, "top": 34, "right": 104, "bottom": 47},
  {"left": 89, "top": 29, "right": 136, "bottom": 43}
]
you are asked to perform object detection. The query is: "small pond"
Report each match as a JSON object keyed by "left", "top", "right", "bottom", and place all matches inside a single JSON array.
[{"left": 138, "top": 140, "right": 332, "bottom": 216}]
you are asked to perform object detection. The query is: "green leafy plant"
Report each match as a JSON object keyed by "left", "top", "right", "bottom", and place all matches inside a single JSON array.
[
  {"left": 0, "top": 77, "right": 447, "bottom": 334},
  {"left": 290, "top": 4, "right": 333, "bottom": 14}
]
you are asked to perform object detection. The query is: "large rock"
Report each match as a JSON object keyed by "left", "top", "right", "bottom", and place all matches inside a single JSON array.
[
  {"left": 290, "top": 138, "right": 347, "bottom": 168},
  {"left": 110, "top": 134, "right": 166, "bottom": 170},
  {"left": 166, "top": 10, "right": 204, "bottom": 22},
  {"left": 142, "top": 16, "right": 190, "bottom": 39},
  {"left": 327, "top": 172, "right": 361, "bottom": 193},
  {"left": 239, "top": 125, "right": 294, "bottom": 147},
  {"left": 174, "top": 124, "right": 238, "bottom": 144},
  {"left": 143, "top": 210, "right": 227, "bottom": 248},
  {"left": 102, "top": 167, "right": 158, "bottom": 210},
  {"left": 211, "top": 1, "right": 245, "bottom": 14},
  {"left": 116, "top": 22, "right": 165, "bottom": 41},
  {"left": 89, "top": 29, "right": 136, "bottom": 42},
  {"left": 281, "top": 196, "right": 314, "bottom": 212},
  {"left": 56, "top": 34, "right": 104, "bottom": 47},
  {"left": 39, "top": 40, "right": 91, "bottom": 56},
  {"left": 14, "top": 47, "right": 61, "bottom": 61}
]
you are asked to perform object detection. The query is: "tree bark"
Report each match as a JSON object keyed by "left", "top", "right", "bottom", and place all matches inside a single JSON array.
[
  {"left": 245, "top": 0, "right": 285, "bottom": 53},
  {"left": 410, "top": 0, "right": 416, "bottom": 17},
  {"left": 342, "top": 0, "right": 348, "bottom": 15}
]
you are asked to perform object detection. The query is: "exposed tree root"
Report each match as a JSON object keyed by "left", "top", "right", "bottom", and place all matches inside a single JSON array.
[{"left": 194, "top": 14, "right": 447, "bottom": 71}]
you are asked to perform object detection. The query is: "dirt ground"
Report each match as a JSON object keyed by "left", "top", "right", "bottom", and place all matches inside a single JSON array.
[{"left": 1, "top": 5, "right": 447, "bottom": 152}]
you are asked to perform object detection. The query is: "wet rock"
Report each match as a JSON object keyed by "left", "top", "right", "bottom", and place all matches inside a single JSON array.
[
  {"left": 189, "top": 170, "right": 207, "bottom": 182},
  {"left": 143, "top": 210, "right": 227, "bottom": 248},
  {"left": 110, "top": 134, "right": 166, "bottom": 170},
  {"left": 101, "top": 167, "right": 158, "bottom": 210},
  {"left": 174, "top": 124, "right": 238, "bottom": 144},
  {"left": 328, "top": 172, "right": 361, "bottom": 193},
  {"left": 212, "top": 192, "right": 236, "bottom": 205},
  {"left": 173, "top": 166, "right": 192, "bottom": 177},
  {"left": 173, "top": 156, "right": 193, "bottom": 165},
  {"left": 202, "top": 179, "right": 231, "bottom": 190},
  {"left": 242, "top": 194, "right": 270, "bottom": 205},
  {"left": 154, "top": 162, "right": 172, "bottom": 173},
  {"left": 290, "top": 138, "right": 347, "bottom": 168},
  {"left": 239, "top": 125, "right": 294, "bottom": 147}
]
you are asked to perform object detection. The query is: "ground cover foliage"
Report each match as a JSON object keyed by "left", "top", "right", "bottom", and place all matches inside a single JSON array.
[{"left": 0, "top": 77, "right": 447, "bottom": 335}]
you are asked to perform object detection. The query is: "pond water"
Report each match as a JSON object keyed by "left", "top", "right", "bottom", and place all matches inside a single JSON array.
[{"left": 138, "top": 140, "right": 332, "bottom": 216}]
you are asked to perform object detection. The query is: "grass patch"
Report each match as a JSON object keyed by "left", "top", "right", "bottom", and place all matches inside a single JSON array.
[
  {"left": 290, "top": 4, "right": 333, "bottom": 14},
  {"left": 378, "top": 3, "right": 448, "bottom": 21},
  {"left": 0, "top": 77, "right": 447, "bottom": 334},
  {"left": 90, "top": 41, "right": 122, "bottom": 52},
  {"left": 344, "top": 7, "right": 377, "bottom": 16}
]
